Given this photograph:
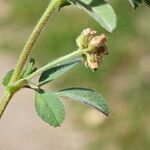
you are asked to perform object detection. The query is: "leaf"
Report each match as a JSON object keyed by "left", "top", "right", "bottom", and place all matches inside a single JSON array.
[
  {"left": 72, "top": 0, "right": 116, "bottom": 32},
  {"left": 35, "top": 90, "right": 65, "bottom": 127},
  {"left": 56, "top": 87, "right": 109, "bottom": 116},
  {"left": 23, "top": 58, "right": 37, "bottom": 77},
  {"left": 39, "top": 57, "right": 81, "bottom": 86},
  {"left": 2, "top": 69, "right": 14, "bottom": 86},
  {"left": 129, "top": 0, "right": 142, "bottom": 9},
  {"left": 143, "top": 0, "right": 150, "bottom": 7}
]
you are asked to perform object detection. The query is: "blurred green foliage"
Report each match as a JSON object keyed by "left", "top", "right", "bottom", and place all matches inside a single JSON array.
[{"left": 0, "top": 0, "right": 150, "bottom": 149}]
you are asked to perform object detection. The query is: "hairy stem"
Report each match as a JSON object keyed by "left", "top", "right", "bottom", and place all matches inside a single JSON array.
[
  {"left": 0, "top": 0, "right": 66, "bottom": 119},
  {"left": 11, "top": 0, "right": 64, "bottom": 83},
  {"left": 0, "top": 91, "right": 14, "bottom": 118}
]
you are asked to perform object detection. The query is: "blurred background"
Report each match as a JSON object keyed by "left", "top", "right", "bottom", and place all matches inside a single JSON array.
[{"left": 0, "top": 0, "right": 150, "bottom": 150}]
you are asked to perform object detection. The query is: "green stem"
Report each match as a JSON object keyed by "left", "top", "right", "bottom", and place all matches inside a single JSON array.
[
  {"left": 0, "top": 0, "right": 66, "bottom": 119},
  {"left": 0, "top": 49, "right": 86, "bottom": 118},
  {"left": 11, "top": 0, "right": 64, "bottom": 83},
  {"left": 0, "top": 91, "right": 14, "bottom": 118}
]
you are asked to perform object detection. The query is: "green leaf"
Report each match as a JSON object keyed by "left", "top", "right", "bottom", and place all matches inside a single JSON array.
[
  {"left": 56, "top": 87, "right": 109, "bottom": 116},
  {"left": 143, "top": 0, "right": 150, "bottom": 7},
  {"left": 129, "top": 0, "right": 142, "bottom": 9},
  {"left": 39, "top": 57, "right": 81, "bottom": 86},
  {"left": 2, "top": 69, "right": 14, "bottom": 86},
  {"left": 23, "top": 58, "right": 37, "bottom": 77},
  {"left": 71, "top": 0, "right": 116, "bottom": 32},
  {"left": 35, "top": 90, "right": 65, "bottom": 127}
]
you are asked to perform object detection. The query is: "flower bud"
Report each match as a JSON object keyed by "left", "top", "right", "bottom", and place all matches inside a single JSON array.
[
  {"left": 76, "top": 28, "right": 97, "bottom": 49},
  {"left": 85, "top": 34, "right": 108, "bottom": 71},
  {"left": 76, "top": 28, "right": 108, "bottom": 71},
  {"left": 82, "top": 28, "right": 97, "bottom": 36},
  {"left": 89, "top": 34, "right": 107, "bottom": 48}
]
